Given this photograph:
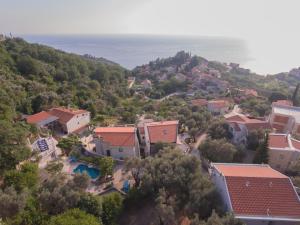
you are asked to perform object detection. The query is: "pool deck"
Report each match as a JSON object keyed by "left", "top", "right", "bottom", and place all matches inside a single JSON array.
[{"left": 61, "top": 157, "right": 133, "bottom": 195}]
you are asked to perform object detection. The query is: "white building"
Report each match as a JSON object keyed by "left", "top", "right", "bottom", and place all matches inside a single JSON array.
[
  {"left": 26, "top": 107, "right": 91, "bottom": 135},
  {"left": 211, "top": 163, "right": 300, "bottom": 225},
  {"left": 268, "top": 133, "right": 300, "bottom": 172},
  {"left": 144, "top": 121, "right": 179, "bottom": 155},
  {"left": 207, "top": 100, "right": 229, "bottom": 115},
  {"left": 94, "top": 127, "right": 140, "bottom": 160},
  {"left": 225, "top": 114, "right": 270, "bottom": 145},
  {"left": 269, "top": 103, "right": 300, "bottom": 135}
]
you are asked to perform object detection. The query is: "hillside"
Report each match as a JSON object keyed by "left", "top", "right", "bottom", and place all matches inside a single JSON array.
[
  {"left": 0, "top": 37, "right": 133, "bottom": 173},
  {"left": 0, "top": 38, "right": 133, "bottom": 119},
  {"left": 132, "top": 51, "right": 295, "bottom": 99}
]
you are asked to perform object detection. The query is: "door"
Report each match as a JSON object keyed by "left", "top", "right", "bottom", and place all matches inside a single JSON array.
[{"left": 106, "top": 150, "right": 111, "bottom": 156}]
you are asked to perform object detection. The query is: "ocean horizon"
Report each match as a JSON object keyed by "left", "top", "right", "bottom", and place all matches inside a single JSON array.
[{"left": 20, "top": 34, "right": 298, "bottom": 75}]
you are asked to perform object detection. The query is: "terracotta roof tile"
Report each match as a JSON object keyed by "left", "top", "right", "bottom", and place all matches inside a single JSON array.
[
  {"left": 226, "top": 114, "right": 270, "bottom": 131},
  {"left": 272, "top": 123, "right": 285, "bottom": 132},
  {"left": 269, "top": 134, "right": 290, "bottom": 149},
  {"left": 272, "top": 100, "right": 293, "bottom": 107},
  {"left": 226, "top": 176, "right": 300, "bottom": 218},
  {"left": 213, "top": 163, "right": 300, "bottom": 219},
  {"left": 273, "top": 115, "right": 290, "bottom": 124},
  {"left": 26, "top": 111, "right": 57, "bottom": 124},
  {"left": 145, "top": 121, "right": 178, "bottom": 143},
  {"left": 191, "top": 99, "right": 208, "bottom": 107},
  {"left": 291, "top": 139, "right": 300, "bottom": 150},
  {"left": 95, "top": 127, "right": 136, "bottom": 147},
  {"left": 214, "top": 164, "right": 286, "bottom": 178},
  {"left": 48, "top": 107, "right": 88, "bottom": 124},
  {"left": 208, "top": 100, "right": 229, "bottom": 109}
]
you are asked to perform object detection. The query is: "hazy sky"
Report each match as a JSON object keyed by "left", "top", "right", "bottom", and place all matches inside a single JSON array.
[
  {"left": 1, "top": 0, "right": 299, "bottom": 73},
  {"left": 1, "top": 0, "right": 299, "bottom": 37}
]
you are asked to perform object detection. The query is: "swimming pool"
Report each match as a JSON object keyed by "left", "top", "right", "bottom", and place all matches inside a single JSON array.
[{"left": 73, "top": 164, "right": 100, "bottom": 179}]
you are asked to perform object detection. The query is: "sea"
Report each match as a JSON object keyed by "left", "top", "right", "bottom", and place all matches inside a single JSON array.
[{"left": 20, "top": 34, "right": 299, "bottom": 75}]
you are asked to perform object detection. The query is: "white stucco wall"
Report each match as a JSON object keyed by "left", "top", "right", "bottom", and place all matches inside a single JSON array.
[
  {"left": 210, "top": 167, "right": 232, "bottom": 212},
  {"left": 95, "top": 134, "right": 140, "bottom": 160},
  {"left": 66, "top": 112, "right": 90, "bottom": 133}
]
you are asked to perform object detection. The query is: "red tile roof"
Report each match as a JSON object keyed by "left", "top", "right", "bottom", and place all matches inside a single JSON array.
[
  {"left": 272, "top": 100, "right": 293, "bottom": 107},
  {"left": 272, "top": 123, "right": 285, "bottom": 132},
  {"left": 213, "top": 163, "right": 300, "bottom": 219},
  {"left": 214, "top": 164, "right": 286, "bottom": 178},
  {"left": 191, "top": 99, "right": 208, "bottom": 107},
  {"left": 226, "top": 114, "right": 248, "bottom": 122},
  {"left": 273, "top": 115, "right": 289, "bottom": 124},
  {"left": 269, "top": 134, "right": 290, "bottom": 149},
  {"left": 244, "top": 89, "right": 258, "bottom": 97},
  {"left": 145, "top": 121, "right": 178, "bottom": 144},
  {"left": 208, "top": 100, "right": 229, "bottom": 109},
  {"left": 226, "top": 114, "right": 270, "bottom": 131},
  {"left": 291, "top": 139, "right": 300, "bottom": 150},
  {"left": 48, "top": 107, "right": 88, "bottom": 124},
  {"left": 94, "top": 127, "right": 136, "bottom": 147},
  {"left": 226, "top": 176, "right": 300, "bottom": 218},
  {"left": 269, "top": 134, "right": 300, "bottom": 151},
  {"left": 26, "top": 111, "right": 57, "bottom": 124}
]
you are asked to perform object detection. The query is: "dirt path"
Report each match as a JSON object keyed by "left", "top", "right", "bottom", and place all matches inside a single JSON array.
[
  {"left": 193, "top": 133, "right": 207, "bottom": 149},
  {"left": 190, "top": 133, "right": 207, "bottom": 159}
]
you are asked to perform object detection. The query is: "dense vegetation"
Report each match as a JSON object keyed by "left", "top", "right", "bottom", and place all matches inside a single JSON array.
[
  {"left": 0, "top": 37, "right": 133, "bottom": 173},
  {"left": 1, "top": 38, "right": 300, "bottom": 225},
  {"left": 123, "top": 147, "right": 245, "bottom": 225}
]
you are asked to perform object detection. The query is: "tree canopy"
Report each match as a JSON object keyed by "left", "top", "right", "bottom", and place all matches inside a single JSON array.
[{"left": 47, "top": 208, "right": 102, "bottom": 225}]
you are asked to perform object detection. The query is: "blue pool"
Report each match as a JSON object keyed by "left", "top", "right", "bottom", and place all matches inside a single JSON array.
[{"left": 73, "top": 164, "right": 100, "bottom": 179}]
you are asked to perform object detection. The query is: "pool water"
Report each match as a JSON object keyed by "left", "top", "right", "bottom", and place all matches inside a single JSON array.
[{"left": 73, "top": 164, "right": 100, "bottom": 179}]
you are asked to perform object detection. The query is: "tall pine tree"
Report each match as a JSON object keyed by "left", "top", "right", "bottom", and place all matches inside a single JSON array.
[
  {"left": 253, "top": 132, "right": 269, "bottom": 164},
  {"left": 292, "top": 83, "right": 300, "bottom": 106}
]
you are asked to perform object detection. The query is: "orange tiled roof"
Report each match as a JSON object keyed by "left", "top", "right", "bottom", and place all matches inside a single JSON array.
[
  {"left": 269, "top": 134, "right": 290, "bottom": 149},
  {"left": 272, "top": 123, "right": 285, "bottom": 132},
  {"left": 208, "top": 100, "right": 229, "bottom": 109},
  {"left": 94, "top": 127, "right": 136, "bottom": 147},
  {"left": 214, "top": 164, "right": 286, "bottom": 178},
  {"left": 226, "top": 114, "right": 270, "bottom": 131},
  {"left": 269, "top": 134, "right": 300, "bottom": 151},
  {"left": 145, "top": 121, "right": 178, "bottom": 144},
  {"left": 191, "top": 99, "right": 208, "bottom": 107},
  {"left": 26, "top": 111, "right": 57, "bottom": 124},
  {"left": 48, "top": 107, "right": 88, "bottom": 124},
  {"left": 272, "top": 100, "right": 293, "bottom": 107},
  {"left": 273, "top": 115, "right": 289, "bottom": 124},
  {"left": 213, "top": 163, "right": 300, "bottom": 219}
]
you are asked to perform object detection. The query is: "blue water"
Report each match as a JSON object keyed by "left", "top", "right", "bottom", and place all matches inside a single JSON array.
[
  {"left": 21, "top": 34, "right": 250, "bottom": 70},
  {"left": 73, "top": 164, "right": 100, "bottom": 179}
]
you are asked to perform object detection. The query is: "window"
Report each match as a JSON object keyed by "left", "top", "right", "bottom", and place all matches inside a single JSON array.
[
  {"left": 279, "top": 154, "right": 284, "bottom": 160},
  {"left": 119, "top": 147, "right": 123, "bottom": 152}
]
